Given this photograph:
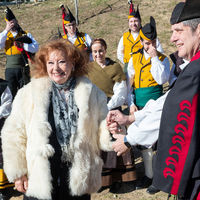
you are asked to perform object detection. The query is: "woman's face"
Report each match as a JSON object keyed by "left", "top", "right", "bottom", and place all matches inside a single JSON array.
[
  {"left": 46, "top": 50, "right": 74, "bottom": 84},
  {"left": 91, "top": 42, "right": 106, "bottom": 65}
]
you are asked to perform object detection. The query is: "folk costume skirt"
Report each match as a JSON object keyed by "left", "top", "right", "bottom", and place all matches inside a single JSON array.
[{"left": 101, "top": 149, "right": 137, "bottom": 187}]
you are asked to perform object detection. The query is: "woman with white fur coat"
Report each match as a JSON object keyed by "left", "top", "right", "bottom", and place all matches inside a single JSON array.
[{"left": 1, "top": 39, "right": 113, "bottom": 200}]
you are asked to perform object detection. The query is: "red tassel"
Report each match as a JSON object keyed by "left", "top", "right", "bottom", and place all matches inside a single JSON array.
[
  {"left": 60, "top": 5, "right": 67, "bottom": 35},
  {"left": 129, "top": 1, "right": 135, "bottom": 14}
]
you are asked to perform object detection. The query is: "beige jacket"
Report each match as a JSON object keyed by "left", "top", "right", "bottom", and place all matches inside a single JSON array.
[{"left": 2, "top": 76, "right": 112, "bottom": 199}]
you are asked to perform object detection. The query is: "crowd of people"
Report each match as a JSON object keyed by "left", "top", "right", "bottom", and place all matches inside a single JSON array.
[{"left": 0, "top": 0, "right": 200, "bottom": 200}]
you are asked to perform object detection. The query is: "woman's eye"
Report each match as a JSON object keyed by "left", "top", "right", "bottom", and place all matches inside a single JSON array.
[
  {"left": 48, "top": 61, "right": 54, "bottom": 65},
  {"left": 59, "top": 60, "right": 66, "bottom": 64}
]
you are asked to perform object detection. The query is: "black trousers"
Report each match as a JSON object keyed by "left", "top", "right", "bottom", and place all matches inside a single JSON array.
[{"left": 5, "top": 67, "right": 30, "bottom": 97}]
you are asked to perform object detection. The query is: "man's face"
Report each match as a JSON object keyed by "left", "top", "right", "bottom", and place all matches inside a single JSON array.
[
  {"left": 64, "top": 21, "right": 76, "bottom": 36},
  {"left": 128, "top": 17, "right": 141, "bottom": 33},
  {"left": 141, "top": 39, "right": 156, "bottom": 53},
  {"left": 170, "top": 22, "right": 200, "bottom": 60}
]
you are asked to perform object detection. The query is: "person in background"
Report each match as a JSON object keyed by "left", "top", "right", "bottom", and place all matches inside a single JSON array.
[
  {"left": 88, "top": 38, "right": 127, "bottom": 111},
  {"left": 127, "top": 16, "right": 170, "bottom": 112},
  {"left": 1, "top": 39, "right": 113, "bottom": 200},
  {"left": 61, "top": 5, "right": 92, "bottom": 54},
  {"left": 117, "top": 0, "right": 163, "bottom": 73},
  {"left": 87, "top": 38, "right": 136, "bottom": 193},
  {"left": 0, "top": 7, "right": 39, "bottom": 97},
  {"left": 126, "top": 16, "right": 170, "bottom": 191},
  {"left": 0, "top": 79, "right": 14, "bottom": 200}
]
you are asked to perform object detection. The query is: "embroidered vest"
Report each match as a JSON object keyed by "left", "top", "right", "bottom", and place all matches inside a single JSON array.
[
  {"left": 133, "top": 50, "right": 166, "bottom": 88},
  {"left": 5, "top": 31, "right": 27, "bottom": 55},
  {"left": 123, "top": 30, "right": 142, "bottom": 63},
  {"left": 63, "top": 32, "right": 87, "bottom": 50}
]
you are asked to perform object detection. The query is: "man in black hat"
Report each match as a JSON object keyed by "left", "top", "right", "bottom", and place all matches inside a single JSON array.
[
  {"left": 152, "top": 0, "right": 200, "bottom": 199},
  {"left": 117, "top": 1, "right": 163, "bottom": 75},
  {"left": 0, "top": 7, "right": 39, "bottom": 97},
  {"left": 109, "top": 0, "right": 200, "bottom": 199},
  {"left": 107, "top": 1, "right": 200, "bottom": 198},
  {"left": 127, "top": 16, "right": 170, "bottom": 112}
]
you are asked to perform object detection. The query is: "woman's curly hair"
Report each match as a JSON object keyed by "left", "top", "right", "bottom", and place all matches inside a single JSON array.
[{"left": 31, "top": 39, "right": 89, "bottom": 78}]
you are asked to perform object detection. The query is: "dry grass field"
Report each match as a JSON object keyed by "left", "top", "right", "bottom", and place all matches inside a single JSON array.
[{"left": 0, "top": 0, "right": 183, "bottom": 199}]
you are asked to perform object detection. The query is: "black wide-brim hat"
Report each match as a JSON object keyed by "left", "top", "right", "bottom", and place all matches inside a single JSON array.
[
  {"left": 170, "top": 2, "right": 185, "bottom": 25},
  {"left": 177, "top": 0, "right": 200, "bottom": 23},
  {"left": 140, "top": 16, "right": 157, "bottom": 41},
  {"left": 4, "top": 6, "right": 16, "bottom": 21}
]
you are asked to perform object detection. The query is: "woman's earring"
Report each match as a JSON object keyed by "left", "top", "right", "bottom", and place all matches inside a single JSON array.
[{"left": 72, "top": 66, "right": 75, "bottom": 72}]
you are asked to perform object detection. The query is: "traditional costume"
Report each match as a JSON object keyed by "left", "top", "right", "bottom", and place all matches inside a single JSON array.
[
  {"left": 0, "top": 79, "right": 13, "bottom": 200},
  {"left": 87, "top": 58, "right": 127, "bottom": 110},
  {"left": 127, "top": 16, "right": 170, "bottom": 109},
  {"left": 0, "top": 7, "right": 39, "bottom": 97},
  {"left": 88, "top": 58, "right": 136, "bottom": 192},
  {"left": 126, "top": 17, "right": 169, "bottom": 190},
  {"left": 117, "top": 2, "right": 163, "bottom": 73},
  {"left": 153, "top": 1, "right": 200, "bottom": 199},
  {"left": 61, "top": 6, "right": 92, "bottom": 51}
]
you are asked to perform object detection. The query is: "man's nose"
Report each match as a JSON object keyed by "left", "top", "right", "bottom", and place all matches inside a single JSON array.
[{"left": 170, "top": 32, "right": 176, "bottom": 43}]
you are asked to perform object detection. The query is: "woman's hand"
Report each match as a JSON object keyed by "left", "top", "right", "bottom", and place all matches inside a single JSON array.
[
  {"left": 14, "top": 175, "right": 28, "bottom": 193},
  {"left": 107, "top": 110, "right": 128, "bottom": 126}
]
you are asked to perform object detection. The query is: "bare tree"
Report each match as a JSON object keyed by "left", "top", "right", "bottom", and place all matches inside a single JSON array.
[{"left": 74, "top": 0, "right": 79, "bottom": 25}]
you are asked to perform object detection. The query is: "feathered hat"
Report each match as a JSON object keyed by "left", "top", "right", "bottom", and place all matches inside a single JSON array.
[
  {"left": 140, "top": 16, "right": 157, "bottom": 41},
  {"left": 4, "top": 6, "right": 16, "bottom": 21},
  {"left": 128, "top": 0, "right": 141, "bottom": 21},
  {"left": 63, "top": 6, "right": 76, "bottom": 24}
]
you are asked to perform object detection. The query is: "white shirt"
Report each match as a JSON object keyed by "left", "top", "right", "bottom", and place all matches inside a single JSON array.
[
  {"left": 67, "top": 33, "right": 92, "bottom": 47},
  {"left": 67, "top": 33, "right": 92, "bottom": 61},
  {"left": 107, "top": 80, "right": 127, "bottom": 110},
  {"left": 0, "top": 30, "right": 39, "bottom": 53},
  {"left": 126, "top": 60, "right": 188, "bottom": 148},
  {"left": 0, "top": 86, "right": 12, "bottom": 119},
  {"left": 117, "top": 32, "right": 164, "bottom": 64},
  {"left": 127, "top": 50, "right": 170, "bottom": 106}
]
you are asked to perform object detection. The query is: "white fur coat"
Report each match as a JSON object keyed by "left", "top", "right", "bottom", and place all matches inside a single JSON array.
[{"left": 2, "top": 76, "right": 113, "bottom": 199}]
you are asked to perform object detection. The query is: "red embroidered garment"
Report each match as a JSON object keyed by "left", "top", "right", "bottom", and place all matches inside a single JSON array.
[{"left": 153, "top": 52, "right": 200, "bottom": 200}]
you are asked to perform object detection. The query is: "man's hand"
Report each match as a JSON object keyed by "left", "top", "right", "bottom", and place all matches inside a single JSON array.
[
  {"left": 14, "top": 175, "right": 28, "bottom": 193},
  {"left": 112, "top": 134, "right": 129, "bottom": 156},
  {"left": 129, "top": 104, "right": 138, "bottom": 115},
  {"left": 147, "top": 45, "right": 157, "bottom": 58},
  {"left": 107, "top": 110, "right": 128, "bottom": 126},
  {"left": 5, "top": 20, "right": 15, "bottom": 32}
]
